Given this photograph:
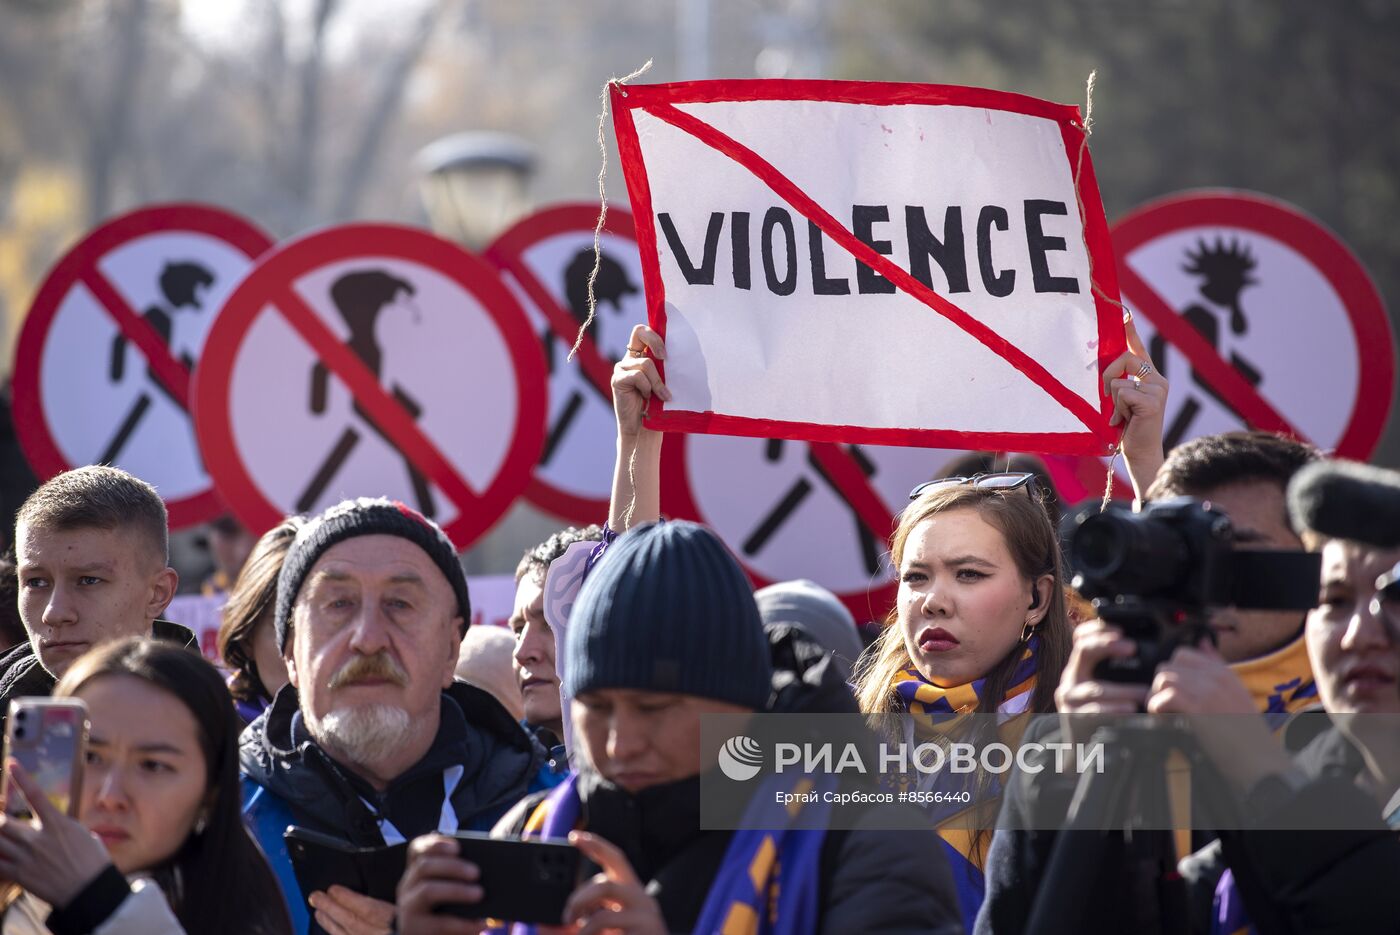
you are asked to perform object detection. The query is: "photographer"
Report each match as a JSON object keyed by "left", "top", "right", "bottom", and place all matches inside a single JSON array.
[
  {"left": 1183, "top": 460, "right": 1400, "bottom": 933},
  {"left": 977, "top": 431, "right": 1322, "bottom": 934}
]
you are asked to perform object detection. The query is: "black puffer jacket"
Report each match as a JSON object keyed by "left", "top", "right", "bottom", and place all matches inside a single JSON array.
[{"left": 497, "top": 624, "right": 964, "bottom": 934}]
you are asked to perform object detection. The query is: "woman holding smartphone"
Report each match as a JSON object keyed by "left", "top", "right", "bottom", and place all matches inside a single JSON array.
[{"left": 0, "top": 637, "right": 290, "bottom": 935}]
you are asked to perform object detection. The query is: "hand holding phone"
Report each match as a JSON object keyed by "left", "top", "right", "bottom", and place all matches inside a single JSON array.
[
  {"left": 0, "top": 759, "right": 112, "bottom": 909},
  {"left": 397, "top": 835, "right": 486, "bottom": 935},
  {"left": 3, "top": 698, "right": 89, "bottom": 819},
  {"left": 424, "top": 832, "right": 580, "bottom": 926}
]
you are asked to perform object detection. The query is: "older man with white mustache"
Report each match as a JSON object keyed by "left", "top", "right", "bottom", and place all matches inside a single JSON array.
[{"left": 239, "top": 498, "right": 549, "bottom": 935}]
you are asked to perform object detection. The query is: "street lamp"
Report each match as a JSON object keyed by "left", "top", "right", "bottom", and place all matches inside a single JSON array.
[{"left": 414, "top": 131, "right": 537, "bottom": 250}]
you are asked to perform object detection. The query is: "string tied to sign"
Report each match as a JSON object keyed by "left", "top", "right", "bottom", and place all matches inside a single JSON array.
[
  {"left": 1069, "top": 70, "right": 1133, "bottom": 512},
  {"left": 574, "top": 60, "right": 653, "bottom": 530},
  {"left": 570, "top": 59, "right": 654, "bottom": 364}
]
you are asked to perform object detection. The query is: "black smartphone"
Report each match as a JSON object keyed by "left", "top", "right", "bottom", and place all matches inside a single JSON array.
[
  {"left": 435, "top": 832, "right": 581, "bottom": 925},
  {"left": 283, "top": 826, "right": 406, "bottom": 904}
]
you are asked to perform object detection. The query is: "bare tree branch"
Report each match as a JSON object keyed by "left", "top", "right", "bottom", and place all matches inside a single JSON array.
[
  {"left": 287, "top": 0, "right": 338, "bottom": 220},
  {"left": 330, "top": 0, "right": 455, "bottom": 221},
  {"left": 85, "top": 0, "right": 149, "bottom": 222}
]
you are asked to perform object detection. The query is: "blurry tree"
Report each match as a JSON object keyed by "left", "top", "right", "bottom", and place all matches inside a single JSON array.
[{"left": 839, "top": 0, "right": 1400, "bottom": 459}]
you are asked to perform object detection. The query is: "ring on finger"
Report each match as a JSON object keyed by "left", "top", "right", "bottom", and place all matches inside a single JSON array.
[
  {"left": 1135, "top": 361, "right": 1153, "bottom": 379},
  {"left": 626, "top": 344, "right": 648, "bottom": 357}
]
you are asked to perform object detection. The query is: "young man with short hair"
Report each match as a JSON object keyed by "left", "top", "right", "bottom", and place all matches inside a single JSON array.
[{"left": 2, "top": 466, "right": 189, "bottom": 719}]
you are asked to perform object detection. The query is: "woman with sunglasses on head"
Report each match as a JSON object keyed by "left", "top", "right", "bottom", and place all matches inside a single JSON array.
[
  {"left": 0, "top": 638, "right": 291, "bottom": 935},
  {"left": 605, "top": 314, "right": 1166, "bottom": 920}
]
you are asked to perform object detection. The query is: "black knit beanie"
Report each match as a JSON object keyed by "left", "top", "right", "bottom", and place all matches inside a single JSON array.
[
  {"left": 565, "top": 520, "right": 772, "bottom": 710},
  {"left": 275, "top": 497, "right": 471, "bottom": 652}
]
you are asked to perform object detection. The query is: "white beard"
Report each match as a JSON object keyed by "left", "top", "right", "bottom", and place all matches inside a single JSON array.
[{"left": 308, "top": 703, "right": 412, "bottom": 768}]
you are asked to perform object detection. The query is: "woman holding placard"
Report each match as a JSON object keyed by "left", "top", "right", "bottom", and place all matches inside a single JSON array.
[{"left": 602, "top": 315, "right": 1168, "bottom": 928}]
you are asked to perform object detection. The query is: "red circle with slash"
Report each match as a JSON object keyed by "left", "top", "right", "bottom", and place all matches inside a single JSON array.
[
  {"left": 1113, "top": 189, "right": 1393, "bottom": 459},
  {"left": 485, "top": 204, "right": 641, "bottom": 524},
  {"left": 11, "top": 203, "right": 273, "bottom": 529},
  {"left": 193, "top": 223, "right": 546, "bottom": 548},
  {"left": 660, "top": 433, "right": 946, "bottom": 623}
]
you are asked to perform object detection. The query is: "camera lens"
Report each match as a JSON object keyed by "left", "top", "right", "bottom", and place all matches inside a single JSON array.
[{"left": 12, "top": 725, "right": 24, "bottom": 740}]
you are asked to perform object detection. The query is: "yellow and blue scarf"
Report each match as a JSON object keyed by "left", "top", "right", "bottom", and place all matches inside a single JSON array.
[
  {"left": 1230, "top": 627, "right": 1318, "bottom": 722},
  {"left": 889, "top": 637, "right": 1041, "bottom": 932},
  {"left": 690, "top": 775, "right": 830, "bottom": 935},
  {"left": 515, "top": 773, "right": 828, "bottom": 935},
  {"left": 893, "top": 635, "right": 1040, "bottom": 722}
]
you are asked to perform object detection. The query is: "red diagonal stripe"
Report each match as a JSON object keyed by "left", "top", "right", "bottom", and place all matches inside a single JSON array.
[
  {"left": 1117, "top": 264, "right": 1307, "bottom": 443},
  {"left": 79, "top": 268, "right": 191, "bottom": 409},
  {"left": 807, "top": 442, "right": 897, "bottom": 542},
  {"left": 272, "top": 288, "right": 483, "bottom": 514},
  {"left": 645, "top": 102, "right": 1108, "bottom": 439},
  {"left": 496, "top": 255, "right": 615, "bottom": 399}
]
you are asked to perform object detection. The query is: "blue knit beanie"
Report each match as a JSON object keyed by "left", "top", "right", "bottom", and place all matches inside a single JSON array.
[{"left": 565, "top": 520, "right": 772, "bottom": 710}]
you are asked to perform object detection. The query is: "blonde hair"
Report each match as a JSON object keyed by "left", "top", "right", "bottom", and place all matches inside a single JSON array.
[{"left": 853, "top": 483, "right": 1071, "bottom": 715}]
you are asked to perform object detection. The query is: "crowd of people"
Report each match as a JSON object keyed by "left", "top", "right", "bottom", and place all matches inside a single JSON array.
[{"left": 0, "top": 313, "right": 1396, "bottom": 934}]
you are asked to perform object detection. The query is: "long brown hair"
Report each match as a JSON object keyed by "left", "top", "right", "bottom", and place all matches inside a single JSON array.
[
  {"left": 853, "top": 483, "right": 1071, "bottom": 715},
  {"left": 217, "top": 516, "right": 303, "bottom": 704},
  {"left": 56, "top": 638, "right": 291, "bottom": 935}
]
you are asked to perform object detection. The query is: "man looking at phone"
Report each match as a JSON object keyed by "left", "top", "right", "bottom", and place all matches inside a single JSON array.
[
  {"left": 397, "top": 520, "right": 962, "bottom": 934},
  {"left": 240, "top": 497, "right": 548, "bottom": 935},
  {"left": 2, "top": 466, "right": 188, "bottom": 723}
]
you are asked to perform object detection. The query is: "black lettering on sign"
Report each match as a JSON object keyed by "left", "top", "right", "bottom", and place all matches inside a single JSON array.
[
  {"left": 852, "top": 205, "right": 896, "bottom": 295},
  {"left": 762, "top": 207, "right": 797, "bottom": 296},
  {"left": 906, "top": 206, "right": 969, "bottom": 294},
  {"left": 731, "top": 211, "right": 751, "bottom": 290},
  {"left": 658, "top": 211, "right": 724, "bottom": 285},
  {"left": 808, "top": 220, "right": 850, "bottom": 295},
  {"left": 976, "top": 205, "right": 1015, "bottom": 298},
  {"left": 1024, "top": 199, "right": 1080, "bottom": 293}
]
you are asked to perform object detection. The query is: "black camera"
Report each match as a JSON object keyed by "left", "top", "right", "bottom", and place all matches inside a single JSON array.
[{"left": 1063, "top": 497, "right": 1321, "bottom": 683}]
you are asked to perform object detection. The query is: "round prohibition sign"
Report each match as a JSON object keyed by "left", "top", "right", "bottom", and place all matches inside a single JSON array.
[
  {"left": 193, "top": 223, "right": 547, "bottom": 548},
  {"left": 660, "top": 432, "right": 945, "bottom": 622},
  {"left": 485, "top": 204, "right": 643, "bottom": 524},
  {"left": 1113, "top": 190, "right": 1393, "bottom": 459},
  {"left": 11, "top": 202, "right": 273, "bottom": 529}
]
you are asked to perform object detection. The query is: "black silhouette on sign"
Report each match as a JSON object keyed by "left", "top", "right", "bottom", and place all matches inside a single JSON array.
[
  {"left": 296, "top": 270, "right": 436, "bottom": 518},
  {"left": 538, "top": 249, "right": 640, "bottom": 466},
  {"left": 742, "top": 441, "right": 883, "bottom": 576},
  {"left": 99, "top": 262, "right": 214, "bottom": 465},
  {"left": 1149, "top": 238, "right": 1264, "bottom": 449}
]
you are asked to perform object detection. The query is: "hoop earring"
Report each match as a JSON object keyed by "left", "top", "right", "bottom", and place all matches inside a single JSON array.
[{"left": 1020, "top": 620, "right": 1036, "bottom": 643}]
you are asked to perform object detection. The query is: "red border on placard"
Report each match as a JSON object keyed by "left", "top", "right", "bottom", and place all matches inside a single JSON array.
[
  {"left": 192, "top": 223, "right": 546, "bottom": 547},
  {"left": 484, "top": 204, "right": 638, "bottom": 523},
  {"left": 610, "top": 79, "right": 1125, "bottom": 456},
  {"left": 659, "top": 433, "right": 898, "bottom": 623},
  {"left": 1113, "top": 190, "right": 1394, "bottom": 459},
  {"left": 11, "top": 203, "right": 273, "bottom": 530}
]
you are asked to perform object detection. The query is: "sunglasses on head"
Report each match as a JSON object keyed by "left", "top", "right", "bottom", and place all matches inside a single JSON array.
[{"left": 907, "top": 472, "right": 1038, "bottom": 502}]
